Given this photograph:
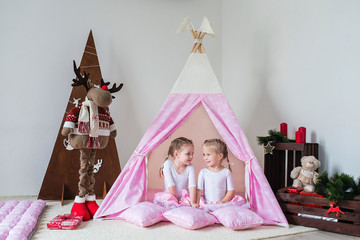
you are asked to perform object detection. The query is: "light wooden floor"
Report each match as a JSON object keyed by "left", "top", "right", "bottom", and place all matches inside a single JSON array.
[
  {"left": 1, "top": 196, "right": 358, "bottom": 239},
  {"left": 271, "top": 230, "right": 360, "bottom": 239}
]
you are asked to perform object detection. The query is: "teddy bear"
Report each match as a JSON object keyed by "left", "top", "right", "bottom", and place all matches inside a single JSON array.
[{"left": 290, "top": 156, "right": 321, "bottom": 192}]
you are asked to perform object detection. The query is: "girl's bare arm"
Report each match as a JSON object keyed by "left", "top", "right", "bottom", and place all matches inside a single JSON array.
[{"left": 218, "top": 190, "right": 235, "bottom": 204}]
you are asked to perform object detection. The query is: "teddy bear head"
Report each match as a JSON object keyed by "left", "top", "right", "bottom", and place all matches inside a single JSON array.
[{"left": 301, "top": 156, "right": 321, "bottom": 171}]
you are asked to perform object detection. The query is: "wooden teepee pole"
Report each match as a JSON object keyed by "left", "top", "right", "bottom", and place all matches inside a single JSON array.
[{"left": 191, "top": 32, "right": 206, "bottom": 53}]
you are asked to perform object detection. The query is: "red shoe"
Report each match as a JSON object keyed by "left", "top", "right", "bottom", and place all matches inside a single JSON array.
[
  {"left": 85, "top": 194, "right": 99, "bottom": 218},
  {"left": 71, "top": 196, "right": 91, "bottom": 221}
]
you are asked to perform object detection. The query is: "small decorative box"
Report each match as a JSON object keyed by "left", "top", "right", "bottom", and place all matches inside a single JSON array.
[{"left": 47, "top": 214, "right": 83, "bottom": 230}]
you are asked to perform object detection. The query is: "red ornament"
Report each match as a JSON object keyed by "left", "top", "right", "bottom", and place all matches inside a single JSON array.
[
  {"left": 286, "top": 187, "right": 300, "bottom": 194},
  {"left": 101, "top": 85, "right": 108, "bottom": 91},
  {"left": 324, "top": 201, "right": 344, "bottom": 217}
]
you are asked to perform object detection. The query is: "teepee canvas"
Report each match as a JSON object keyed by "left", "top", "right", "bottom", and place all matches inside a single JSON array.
[{"left": 94, "top": 18, "right": 288, "bottom": 227}]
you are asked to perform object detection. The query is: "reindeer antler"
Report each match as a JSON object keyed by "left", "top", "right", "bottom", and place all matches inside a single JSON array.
[
  {"left": 109, "top": 83, "right": 123, "bottom": 94},
  {"left": 100, "top": 79, "right": 110, "bottom": 87},
  {"left": 72, "top": 60, "right": 90, "bottom": 91},
  {"left": 101, "top": 79, "right": 123, "bottom": 99}
]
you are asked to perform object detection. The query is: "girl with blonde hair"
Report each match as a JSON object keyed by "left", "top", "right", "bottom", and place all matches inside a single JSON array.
[{"left": 197, "top": 139, "right": 234, "bottom": 204}]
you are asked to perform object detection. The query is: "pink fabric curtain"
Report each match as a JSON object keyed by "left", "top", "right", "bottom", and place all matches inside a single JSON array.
[
  {"left": 94, "top": 94, "right": 202, "bottom": 219},
  {"left": 201, "top": 94, "right": 288, "bottom": 225},
  {"left": 94, "top": 93, "right": 288, "bottom": 226}
]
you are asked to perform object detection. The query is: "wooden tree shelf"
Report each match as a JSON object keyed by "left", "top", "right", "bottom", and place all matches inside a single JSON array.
[{"left": 38, "top": 31, "right": 121, "bottom": 202}]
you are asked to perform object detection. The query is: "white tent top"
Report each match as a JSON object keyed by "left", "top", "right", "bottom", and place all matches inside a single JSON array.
[
  {"left": 172, "top": 17, "right": 222, "bottom": 94},
  {"left": 170, "top": 53, "right": 223, "bottom": 94}
]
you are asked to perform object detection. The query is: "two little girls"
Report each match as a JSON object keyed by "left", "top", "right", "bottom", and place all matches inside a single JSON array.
[{"left": 160, "top": 137, "right": 235, "bottom": 207}]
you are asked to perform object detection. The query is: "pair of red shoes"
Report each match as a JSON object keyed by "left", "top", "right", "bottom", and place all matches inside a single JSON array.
[{"left": 71, "top": 195, "right": 99, "bottom": 221}]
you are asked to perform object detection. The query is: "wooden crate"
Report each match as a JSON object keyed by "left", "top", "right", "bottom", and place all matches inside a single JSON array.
[
  {"left": 277, "top": 188, "right": 360, "bottom": 237},
  {"left": 264, "top": 143, "right": 318, "bottom": 193}
]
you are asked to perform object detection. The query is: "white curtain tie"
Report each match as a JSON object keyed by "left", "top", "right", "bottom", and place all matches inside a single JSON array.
[
  {"left": 246, "top": 155, "right": 255, "bottom": 165},
  {"left": 134, "top": 151, "right": 147, "bottom": 157},
  {"left": 134, "top": 151, "right": 149, "bottom": 201},
  {"left": 123, "top": 151, "right": 148, "bottom": 185}
]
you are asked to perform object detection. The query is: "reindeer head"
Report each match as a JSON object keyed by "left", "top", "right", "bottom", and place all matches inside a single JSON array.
[{"left": 72, "top": 61, "right": 123, "bottom": 108}]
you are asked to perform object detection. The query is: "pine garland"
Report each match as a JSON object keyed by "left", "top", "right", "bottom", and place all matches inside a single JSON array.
[
  {"left": 315, "top": 171, "right": 360, "bottom": 202},
  {"left": 257, "top": 129, "right": 295, "bottom": 145}
]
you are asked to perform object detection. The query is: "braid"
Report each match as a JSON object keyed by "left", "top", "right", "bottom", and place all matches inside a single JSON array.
[
  {"left": 159, "top": 137, "right": 193, "bottom": 178},
  {"left": 159, "top": 154, "right": 169, "bottom": 178},
  {"left": 226, "top": 156, "right": 232, "bottom": 171},
  {"left": 203, "top": 139, "right": 231, "bottom": 171}
]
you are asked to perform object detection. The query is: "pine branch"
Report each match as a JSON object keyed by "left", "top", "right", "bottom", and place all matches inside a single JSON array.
[
  {"left": 355, "top": 178, "right": 360, "bottom": 196},
  {"left": 257, "top": 129, "right": 295, "bottom": 145},
  {"left": 315, "top": 171, "right": 329, "bottom": 194},
  {"left": 257, "top": 136, "right": 272, "bottom": 145},
  {"left": 316, "top": 171, "right": 360, "bottom": 202}
]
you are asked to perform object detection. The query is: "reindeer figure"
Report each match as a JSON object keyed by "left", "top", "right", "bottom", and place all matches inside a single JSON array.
[
  {"left": 324, "top": 201, "right": 344, "bottom": 217},
  {"left": 61, "top": 61, "right": 123, "bottom": 221}
]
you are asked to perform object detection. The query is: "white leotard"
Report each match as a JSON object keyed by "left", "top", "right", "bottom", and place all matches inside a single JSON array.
[
  {"left": 163, "top": 160, "right": 196, "bottom": 200},
  {"left": 197, "top": 168, "right": 234, "bottom": 204}
]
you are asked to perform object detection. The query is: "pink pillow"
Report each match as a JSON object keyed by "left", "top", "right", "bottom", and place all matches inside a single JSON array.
[
  {"left": 120, "top": 202, "right": 166, "bottom": 227},
  {"left": 163, "top": 206, "right": 217, "bottom": 230},
  {"left": 211, "top": 206, "right": 263, "bottom": 230},
  {"left": 150, "top": 192, "right": 179, "bottom": 209},
  {"left": 151, "top": 190, "right": 192, "bottom": 209}
]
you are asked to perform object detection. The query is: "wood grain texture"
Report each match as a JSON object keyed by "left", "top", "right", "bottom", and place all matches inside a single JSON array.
[
  {"left": 38, "top": 31, "right": 121, "bottom": 200},
  {"left": 277, "top": 188, "right": 360, "bottom": 237}
]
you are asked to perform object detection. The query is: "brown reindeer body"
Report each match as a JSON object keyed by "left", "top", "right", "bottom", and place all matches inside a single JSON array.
[
  {"left": 69, "top": 134, "right": 110, "bottom": 149},
  {"left": 61, "top": 61, "right": 122, "bottom": 221},
  {"left": 64, "top": 105, "right": 115, "bottom": 149}
]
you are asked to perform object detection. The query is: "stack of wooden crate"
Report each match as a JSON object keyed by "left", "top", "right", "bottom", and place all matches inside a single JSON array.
[
  {"left": 277, "top": 188, "right": 360, "bottom": 237},
  {"left": 264, "top": 142, "right": 318, "bottom": 193}
]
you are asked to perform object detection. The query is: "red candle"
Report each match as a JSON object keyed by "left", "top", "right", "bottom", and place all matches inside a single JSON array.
[
  {"left": 280, "top": 122, "right": 288, "bottom": 137},
  {"left": 296, "top": 130, "right": 305, "bottom": 143},
  {"left": 299, "top": 126, "right": 306, "bottom": 143}
]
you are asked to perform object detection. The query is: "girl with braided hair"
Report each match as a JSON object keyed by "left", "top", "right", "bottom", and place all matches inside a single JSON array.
[
  {"left": 197, "top": 139, "right": 235, "bottom": 205},
  {"left": 159, "top": 137, "right": 198, "bottom": 208}
]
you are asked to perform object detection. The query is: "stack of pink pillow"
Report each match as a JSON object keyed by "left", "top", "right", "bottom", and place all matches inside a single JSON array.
[
  {"left": 0, "top": 200, "right": 46, "bottom": 240},
  {"left": 119, "top": 199, "right": 264, "bottom": 230}
]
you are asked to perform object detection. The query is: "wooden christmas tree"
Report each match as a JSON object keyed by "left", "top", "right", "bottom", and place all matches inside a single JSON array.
[{"left": 38, "top": 31, "right": 121, "bottom": 204}]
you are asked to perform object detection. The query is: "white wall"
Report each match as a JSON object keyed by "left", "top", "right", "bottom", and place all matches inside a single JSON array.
[
  {"left": 1, "top": 0, "right": 359, "bottom": 196},
  {"left": 0, "top": 0, "right": 221, "bottom": 196},
  {"left": 222, "top": 0, "right": 360, "bottom": 179}
]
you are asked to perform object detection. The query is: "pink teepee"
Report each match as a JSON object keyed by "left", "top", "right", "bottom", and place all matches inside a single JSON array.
[{"left": 94, "top": 17, "right": 288, "bottom": 227}]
